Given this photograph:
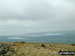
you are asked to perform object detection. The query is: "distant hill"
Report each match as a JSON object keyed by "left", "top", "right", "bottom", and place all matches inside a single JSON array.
[{"left": 0, "top": 30, "right": 75, "bottom": 44}]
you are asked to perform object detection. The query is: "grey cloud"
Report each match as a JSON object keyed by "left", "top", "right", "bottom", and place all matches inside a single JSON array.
[
  {"left": 0, "top": 0, "right": 50, "bottom": 20},
  {"left": 0, "top": 0, "right": 75, "bottom": 35}
]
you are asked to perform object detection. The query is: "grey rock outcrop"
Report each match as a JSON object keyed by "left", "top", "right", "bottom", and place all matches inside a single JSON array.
[{"left": 0, "top": 44, "right": 15, "bottom": 56}]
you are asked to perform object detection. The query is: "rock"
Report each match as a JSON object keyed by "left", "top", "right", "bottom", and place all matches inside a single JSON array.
[
  {"left": 0, "top": 44, "right": 15, "bottom": 56},
  {"left": 40, "top": 44, "right": 46, "bottom": 47},
  {"left": 71, "top": 44, "right": 75, "bottom": 46}
]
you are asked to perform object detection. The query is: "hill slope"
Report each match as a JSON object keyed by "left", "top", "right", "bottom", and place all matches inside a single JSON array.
[{"left": 0, "top": 42, "right": 75, "bottom": 56}]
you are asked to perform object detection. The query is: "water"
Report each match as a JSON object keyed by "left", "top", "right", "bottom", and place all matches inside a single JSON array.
[{"left": 0, "top": 30, "right": 75, "bottom": 44}]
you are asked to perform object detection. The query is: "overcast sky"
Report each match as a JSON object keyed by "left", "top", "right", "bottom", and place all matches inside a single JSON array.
[{"left": 0, "top": 0, "right": 75, "bottom": 35}]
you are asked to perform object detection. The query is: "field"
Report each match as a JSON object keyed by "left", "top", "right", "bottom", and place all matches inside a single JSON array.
[{"left": 0, "top": 42, "right": 75, "bottom": 56}]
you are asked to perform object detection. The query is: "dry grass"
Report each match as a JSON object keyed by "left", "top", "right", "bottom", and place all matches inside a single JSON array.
[{"left": 0, "top": 42, "right": 75, "bottom": 56}]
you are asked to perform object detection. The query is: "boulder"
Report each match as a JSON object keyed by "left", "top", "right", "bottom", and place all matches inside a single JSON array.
[
  {"left": 40, "top": 44, "right": 46, "bottom": 47},
  {"left": 0, "top": 44, "right": 15, "bottom": 56}
]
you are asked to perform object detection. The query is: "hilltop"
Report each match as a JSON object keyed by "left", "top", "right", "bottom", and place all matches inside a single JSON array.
[{"left": 0, "top": 42, "right": 75, "bottom": 56}]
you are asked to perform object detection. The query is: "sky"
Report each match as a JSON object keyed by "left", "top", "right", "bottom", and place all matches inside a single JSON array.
[{"left": 0, "top": 0, "right": 75, "bottom": 35}]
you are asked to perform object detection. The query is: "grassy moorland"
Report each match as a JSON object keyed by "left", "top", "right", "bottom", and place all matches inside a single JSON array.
[{"left": 0, "top": 42, "right": 75, "bottom": 56}]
